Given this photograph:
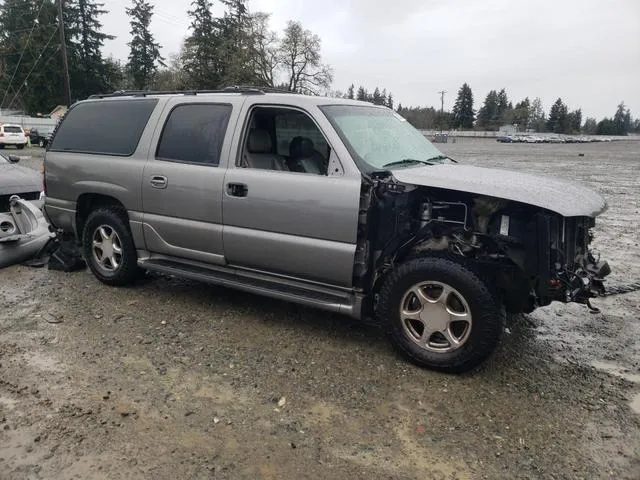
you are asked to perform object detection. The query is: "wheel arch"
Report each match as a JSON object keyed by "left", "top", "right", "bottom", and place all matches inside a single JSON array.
[{"left": 76, "top": 193, "right": 128, "bottom": 242}]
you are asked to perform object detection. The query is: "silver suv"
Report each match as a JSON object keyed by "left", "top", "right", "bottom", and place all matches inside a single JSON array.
[{"left": 43, "top": 87, "right": 610, "bottom": 372}]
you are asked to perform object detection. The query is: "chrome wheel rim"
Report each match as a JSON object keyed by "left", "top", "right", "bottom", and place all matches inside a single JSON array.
[
  {"left": 400, "top": 281, "right": 472, "bottom": 353},
  {"left": 91, "top": 225, "right": 123, "bottom": 272}
]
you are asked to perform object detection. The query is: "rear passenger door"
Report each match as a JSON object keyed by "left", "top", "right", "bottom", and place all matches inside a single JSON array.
[{"left": 141, "top": 98, "right": 241, "bottom": 265}]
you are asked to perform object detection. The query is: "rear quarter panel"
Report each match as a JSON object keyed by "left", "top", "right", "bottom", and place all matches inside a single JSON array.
[{"left": 44, "top": 98, "right": 168, "bottom": 235}]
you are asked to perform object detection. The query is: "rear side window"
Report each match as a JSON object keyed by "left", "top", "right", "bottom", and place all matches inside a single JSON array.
[
  {"left": 49, "top": 99, "right": 157, "bottom": 155},
  {"left": 4, "top": 126, "right": 22, "bottom": 133},
  {"left": 156, "top": 103, "right": 232, "bottom": 166}
]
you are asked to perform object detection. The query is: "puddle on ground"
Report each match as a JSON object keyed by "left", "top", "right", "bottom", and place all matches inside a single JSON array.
[
  {"left": 591, "top": 361, "right": 640, "bottom": 383},
  {"left": 591, "top": 360, "right": 640, "bottom": 415}
]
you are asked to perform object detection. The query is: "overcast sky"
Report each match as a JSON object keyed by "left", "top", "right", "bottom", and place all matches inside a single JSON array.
[{"left": 102, "top": 0, "right": 640, "bottom": 119}]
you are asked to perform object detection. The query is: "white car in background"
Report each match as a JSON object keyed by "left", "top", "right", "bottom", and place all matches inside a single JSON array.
[{"left": 0, "top": 124, "right": 28, "bottom": 149}]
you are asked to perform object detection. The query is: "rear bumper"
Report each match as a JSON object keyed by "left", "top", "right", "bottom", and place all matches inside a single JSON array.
[{"left": 0, "top": 138, "right": 27, "bottom": 145}]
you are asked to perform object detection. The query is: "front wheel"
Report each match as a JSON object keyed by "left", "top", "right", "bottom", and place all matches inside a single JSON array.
[
  {"left": 377, "top": 256, "right": 505, "bottom": 373},
  {"left": 82, "top": 207, "right": 140, "bottom": 286}
]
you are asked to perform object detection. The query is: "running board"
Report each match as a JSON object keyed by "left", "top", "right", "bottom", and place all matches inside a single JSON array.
[{"left": 138, "top": 257, "right": 362, "bottom": 318}]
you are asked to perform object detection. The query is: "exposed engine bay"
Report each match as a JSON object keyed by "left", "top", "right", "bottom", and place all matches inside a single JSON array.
[{"left": 355, "top": 174, "right": 611, "bottom": 314}]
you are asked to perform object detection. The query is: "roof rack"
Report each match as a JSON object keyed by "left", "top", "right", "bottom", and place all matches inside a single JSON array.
[{"left": 87, "top": 85, "right": 296, "bottom": 99}]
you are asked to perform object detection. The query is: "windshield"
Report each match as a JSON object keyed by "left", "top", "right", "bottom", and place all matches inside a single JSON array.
[{"left": 320, "top": 105, "right": 447, "bottom": 170}]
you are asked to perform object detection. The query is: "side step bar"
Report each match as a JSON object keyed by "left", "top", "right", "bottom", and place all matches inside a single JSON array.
[{"left": 138, "top": 256, "right": 363, "bottom": 318}]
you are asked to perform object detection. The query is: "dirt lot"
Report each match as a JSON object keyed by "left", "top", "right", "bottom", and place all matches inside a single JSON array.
[{"left": 1, "top": 140, "right": 639, "bottom": 479}]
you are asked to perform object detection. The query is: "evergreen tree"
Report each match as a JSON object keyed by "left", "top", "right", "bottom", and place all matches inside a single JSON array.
[
  {"left": 218, "top": 0, "right": 256, "bottom": 85},
  {"left": 567, "top": 108, "right": 582, "bottom": 133},
  {"left": 546, "top": 98, "right": 569, "bottom": 133},
  {"left": 582, "top": 117, "right": 597, "bottom": 134},
  {"left": 386, "top": 93, "right": 394, "bottom": 109},
  {"left": 126, "top": 0, "right": 164, "bottom": 90},
  {"left": 451, "top": 83, "right": 474, "bottom": 129},
  {"left": 346, "top": 84, "right": 354, "bottom": 99},
  {"left": 356, "top": 86, "right": 367, "bottom": 101},
  {"left": 381, "top": 88, "right": 387, "bottom": 107},
  {"left": 529, "top": 97, "right": 546, "bottom": 132},
  {"left": 372, "top": 87, "right": 382, "bottom": 105},
  {"left": 477, "top": 90, "right": 498, "bottom": 129},
  {"left": 596, "top": 118, "right": 616, "bottom": 135},
  {"left": 64, "top": 0, "right": 115, "bottom": 99},
  {"left": 183, "top": 0, "right": 220, "bottom": 89},
  {"left": 613, "top": 102, "right": 631, "bottom": 135},
  {"left": 496, "top": 88, "right": 513, "bottom": 125},
  {"left": 513, "top": 97, "right": 530, "bottom": 130}
]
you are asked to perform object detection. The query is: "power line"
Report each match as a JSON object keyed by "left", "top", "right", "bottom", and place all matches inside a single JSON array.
[
  {"left": 0, "top": 0, "right": 49, "bottom": 108},
  {"left": 8, "top": 25, "right": 60, "bottom": 109},
  {"left": 1, "top": 23, "right": 58, "bottom": 36}
]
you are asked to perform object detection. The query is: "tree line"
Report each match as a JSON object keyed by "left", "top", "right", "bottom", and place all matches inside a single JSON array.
[
  {"left": 0, "top": 0, "right": 332, "bottom": 114},
  {"left": 422, "top": 82, "right": 638, "bottom": 135}
]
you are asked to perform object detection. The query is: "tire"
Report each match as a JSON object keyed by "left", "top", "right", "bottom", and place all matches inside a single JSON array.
[
  {"left": 0, "top": 144, "right": 4, "bottom": 149},
  {"left": 377, "top": 256, "right": 505, "bottom": 373},
  {"left": 17, "top": 144, "right": 24, "bottom": 149},
  {"left": 82, "top": 207, "right": 140, "bottom": 286}
]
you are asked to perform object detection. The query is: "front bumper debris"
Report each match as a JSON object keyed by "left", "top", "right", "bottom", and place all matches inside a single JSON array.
[{"left": 0, "top": 196, "right": 55, "bottom": 268}]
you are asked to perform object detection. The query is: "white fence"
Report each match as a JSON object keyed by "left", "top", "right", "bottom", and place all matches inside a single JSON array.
[{"left": 0, "top": 115, "right": 58, "bottom": 133}]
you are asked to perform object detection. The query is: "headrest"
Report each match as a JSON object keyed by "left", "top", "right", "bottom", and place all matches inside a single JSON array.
[
  {"left": 289, "top": 136, "right": 315, "bottom": 158},
  {"left": 247, "top": 129, "right": 273, "bottom": 153}
]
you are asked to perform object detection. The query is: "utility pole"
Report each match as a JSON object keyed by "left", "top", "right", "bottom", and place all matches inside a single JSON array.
[
  {"left": 57, "top": 0, "right": 71, "bottom": 106},
  {"left": 438, "top": 90, "right": 446, "bottom": 134}
]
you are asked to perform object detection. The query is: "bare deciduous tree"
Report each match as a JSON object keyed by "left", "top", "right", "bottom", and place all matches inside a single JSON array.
[
  {"left": 279, "top": 21, "right": 332, "bottom": 95},
  {"left": 249, "top": 13, "right": 279, "bottom": 87}
]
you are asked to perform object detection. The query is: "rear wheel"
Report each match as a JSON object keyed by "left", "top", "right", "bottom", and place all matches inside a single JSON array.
[
  {"left": 378, "top": 256, "right": 505, "bottom": 373},
  {"left": 82, "top": 207, "right": 140, "bottom": 286}
]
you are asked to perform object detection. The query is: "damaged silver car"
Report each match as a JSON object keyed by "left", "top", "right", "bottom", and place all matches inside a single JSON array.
[
  {"left": 42, "top": 88, "right": 611, "bottom": 372},
  {"left": 0, "top": 196, "right": 54, "bottom": 268}
]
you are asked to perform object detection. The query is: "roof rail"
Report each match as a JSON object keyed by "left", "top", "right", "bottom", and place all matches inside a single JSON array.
[{"left": 87, "top": 85, "right": 296, "bottom": 99}]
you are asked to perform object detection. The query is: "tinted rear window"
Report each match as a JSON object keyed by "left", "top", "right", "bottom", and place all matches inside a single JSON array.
[
  {"left": 156, "top": 103, "right": 231, "bottom": 165},
  {"left": 49, "top": 99, "right": 157, "bottom": 155},
  {"left": 4, "top": 126, "right": 22, "bottom": 133}
]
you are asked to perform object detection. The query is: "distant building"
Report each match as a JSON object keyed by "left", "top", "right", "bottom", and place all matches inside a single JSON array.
[
  {"left": 48, "top": 105, "right": 68, "bottom": 120},
  {"left": 499, "top": 124, "right": 517, "bottom": 135}
]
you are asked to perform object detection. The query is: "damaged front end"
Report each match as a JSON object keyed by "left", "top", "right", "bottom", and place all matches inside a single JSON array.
[
  {"left": 545, "top": 216, "right": 611, "bottom": 312},
  {"left": 355, "top": 170, "right": 611, "bottom": 316},
  {"left": 0, "top": 196, "right": 55, "bottom": 268}
]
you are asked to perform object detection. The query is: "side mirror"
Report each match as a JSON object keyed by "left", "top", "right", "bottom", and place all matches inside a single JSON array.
[{"left": 8, "top": 155, "right": 20, "bottom": 163}]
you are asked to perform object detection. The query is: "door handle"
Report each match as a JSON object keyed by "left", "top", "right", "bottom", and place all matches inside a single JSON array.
[
  {"left": 150, "top": 175, "right": 168, "bottom": 189},
  {"left": 226, "top": 182, "right": 248, "bottom": 197}
]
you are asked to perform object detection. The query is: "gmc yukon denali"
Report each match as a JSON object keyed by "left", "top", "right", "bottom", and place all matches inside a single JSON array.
[{"left": 43, "top": 87, "right": 611, "bottom": 372}]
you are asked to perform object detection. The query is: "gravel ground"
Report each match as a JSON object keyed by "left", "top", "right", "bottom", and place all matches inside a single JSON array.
[{"left": 1, "top": 140, "right": 639, "bottom": 479}]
